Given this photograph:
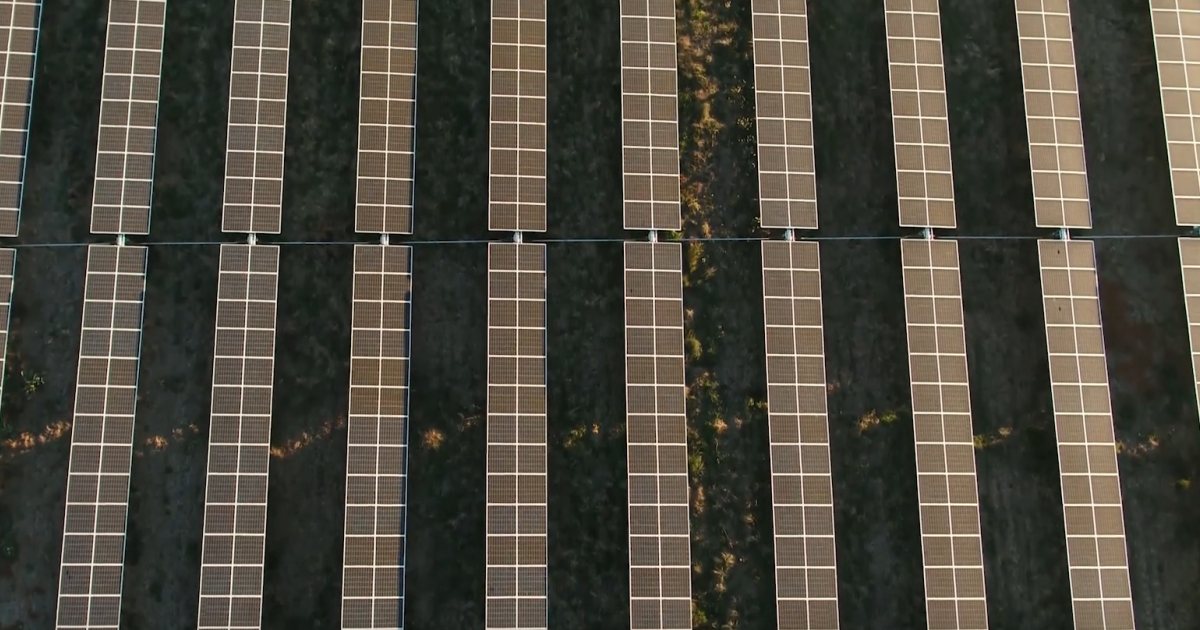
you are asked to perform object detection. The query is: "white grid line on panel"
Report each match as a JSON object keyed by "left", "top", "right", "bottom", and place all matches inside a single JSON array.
[
  {"left": 91, "top": 0, "right": 167, "bottom": 236},
  {"left": 761, "top": 240, "right": 840, "bottom": 630},
  {"left": 750, "top": 0, "right": 818, "bottom": 230},
  {"left": 1037, "top": 240, "right": 1136, "bottom": 630},
  {"left": 342, "top": 244, "right": 413, "bottom": 630},
  {"left": 900, "top": 239, "right": 989, "bottom": 630},
  {"left": 56, "top": 245, "right": 148, "bottom": 630},
  {"left": 356, "top": 0, "right": 418, "bottom": 235}
]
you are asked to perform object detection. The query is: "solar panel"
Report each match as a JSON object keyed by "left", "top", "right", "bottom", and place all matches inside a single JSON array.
[
  {"left": 485, "top": 242, "right": 547, "bottom": 629},
  {"left": 0, "top": 249, "right": 12, "bottom": 399},
  {"left": 488, "top": 1, "right": 546, "bottom": 233},
  {"left": 1180, "top": 237, "right": 1200, "bottom": 422},
  {"left": 1036, "top": 239, "right": 1135, "bottom": 630},
  {"left": 1013, "top": 0, "right": 1091, "bottom": 229},
  {"left": 760, "top": 240, "right": 840, "bottom": 630},
  {"left": 221, "top": 0, "right": 291, "bottom": 235},
  {"left": 0, "top": 0, "right": 42, "bottom": 237},
  {"left": 342, "top": 244, "right": 413, "bottom": 630},
  {"left": 750, "top": 0, "right": 817, "bottom": 230},
  {"left": 623, "top": 241, "right": 691, "bottom": 629},
  {"left": 197, "top": 244, "right": 279, "bottom": 630},
  {"left": 899, "top": 239, "right": 989, "bottom": 630},
  {"left": 90, "top": 0, "right": 167, "bottom": 236},
  {"left": 55, "top": 245, "right": 148, "bottom": 630},
  {"left": 1149, "top": 0, "right": 1200, "bottom": 227},
  {"left": 885, "top": 0, "right": 956, "bottom": 229},
  {"left": 356, "top": 0, "right": 418, "bottom": 236},
  {"left": 620, "top": 0, "right": 681, "bottom": 231}
]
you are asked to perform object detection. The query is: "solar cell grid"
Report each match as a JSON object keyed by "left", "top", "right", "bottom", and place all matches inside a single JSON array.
[
  {"left": 222, "top": 0, "right": 291, "bottom": 235},
  {"left": 357, "top": 0, "right": 418, "bottom": 235},
  {"left": 0, "top": 249, "right": 12, "bottom": 409},
  {"left": 1036, "top": 239, "right": 1135, "bottom": 630},
  {"left": 884, "top": 0, "right": 957, "bottom": 229},
  {"left": 0, "top": 0, "right": 41, "bottom": 237},
  {"left": 1149, "top": 0, "right": 1200, "bottom": 226},
  {"left": 56, "top": 245, "right": 148, "bottom": 630},
  {"left": 489, "top": 0, "right": 546, "bottom": 233},
  {"left": 623, "top": 241, "right": 691, "bottom": 630},
  {"left": 197, "top": 244, "right": 279, "bottom": 630},
  {"left": 1179, "top": 237, "right": 1200, "bottom": 423},
  {"left": 486, "top": 242, "right": 548, "bottom": 629},
  {"left": 1013, "top": 0, "right": 1092, "bottom": 229},
  {"left": 900, "top": 239, "right": 988, "bottom": 630},
  {"left": 620, "top": 0, "right": 682, "bottom": 231},
  {"left": 91, "top": 0, "right": 167, "bottom": 236},
  {"left": 750, "top": 0, "right": 818, "bottom": 230},
  {"left": 760, "top": 240, "right": 840, "bottom": 630},
  {"left": 343, "top": 244, "right": 412, "bottom": 630}
]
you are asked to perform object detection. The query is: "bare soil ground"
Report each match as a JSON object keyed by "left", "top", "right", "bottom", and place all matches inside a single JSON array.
[{"left": 1, "top": 1, "right": 1198, "bottom": 629}]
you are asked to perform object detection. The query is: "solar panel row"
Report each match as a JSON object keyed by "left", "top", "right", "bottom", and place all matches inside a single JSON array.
[
  {"left": 899, "top": 239, "right": 988, "bottom": 630},
  {"left": 1179, "top": 238, "right": 1200, "bottom": 424},
  {"left": 884, "top": 0, "right": 956, "bottom": 229},
  {"left": 342, "top": 245, "right": 413, "bottom": 630},
  {"left": 342, "top": 244, "right": 413, "bottom": 629},
  {"left": 0, "top": 0, "right": 41, "bottom": 237},
  {"left": 1013, "top": 0, "right": 1091, "bottom": 229},
  {"left": 1149, "top": 0, "right": 1200, "bottom": 227},
  {"left": 620, "top": 0, "right": 681, "bottom": 232},
  {"left": 760, "top": 240, "right": 839, "bottom": 630},
  {"left": 488, "top": 1, "right": 546, "bottom": 233},
  {"left": 90, "top": 0, "right": 167, "bottom": 236},
  {"left": 0, "top": 250, "right": 11, "bottom": 408},
  {"left": 222, "top": 0, "right": 291, "bottom": 235},
  {"left": 1036, "top": 239, "right": 1135, "bottom": 630},
  {"left": 197, "top": 244, "right": 279, "bottom": 630},
  {"left": 485, "top": 243, "right": 548, "bottom": 629},
  {"left": 357, "top": 0, "right": 418, "bottom": 236},
  {"left": 750, "top": 0, "right": 818, "bottom": 230},
  {"left": 623, "top": 241, "right": 691, "bottom": 630},
  {"left": 56, "top": 245, "right": 148, "bottom": 630}
]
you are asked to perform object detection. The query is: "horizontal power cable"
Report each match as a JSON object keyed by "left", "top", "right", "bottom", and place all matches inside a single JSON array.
[{"left": 0, "top": 232, "right": 1187, "bottom": 249}]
